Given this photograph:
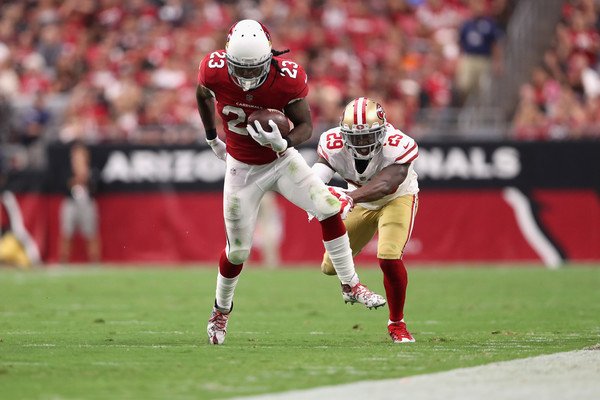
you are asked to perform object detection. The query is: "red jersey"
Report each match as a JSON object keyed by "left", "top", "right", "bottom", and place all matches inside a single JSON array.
[{"left": 198, "top": 50, "right": 309, "bottom": 165}]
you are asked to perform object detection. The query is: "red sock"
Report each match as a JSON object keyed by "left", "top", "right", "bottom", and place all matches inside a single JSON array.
[
  {"left": 379, "top": 258, "right": 408, "bottom": 322},
  {"left": 219, "top": 249, "right": 243, "bottom": 278},
  {"left": 319, "top": 214, "right": 347, "bottom": 241}
]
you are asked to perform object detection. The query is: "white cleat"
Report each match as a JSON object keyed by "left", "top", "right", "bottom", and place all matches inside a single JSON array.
[
  {"left": 207, "top": 302, "right": 232, "bottom": 345},
  {"left": 341, "top": 283, "right": 386, "bottom": 309}
]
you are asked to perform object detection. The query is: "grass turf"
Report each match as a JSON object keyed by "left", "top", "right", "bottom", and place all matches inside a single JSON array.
[{"left": 1, "top": 265, "right": 599, "bottom": 400}]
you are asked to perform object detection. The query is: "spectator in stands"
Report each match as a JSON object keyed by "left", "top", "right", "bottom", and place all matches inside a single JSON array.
[
  {"left": 543, "top": 49, "right": 568, "bottom": 85},
  {"left": 454, "top": 0, "right": 504, "bottom": 106},
  {"left": 512, "top": 0, "right": 600, "bottom": 141},
  {"left": 20, "top": 92, "right": 51, "bottom": 147},
  {"left": 19, "top": 53, "right": 51, "bottom": 95},
  {"left": 530, "top": 66, "right": 561, "bottom": 113},
  {"left": 0, "top": 0, "right": 596, "bottom": 148},
  {"left": 0, "top": 44, "right": 19, "bottom": 100},
  {"left": 17, "top": 91, "right": 51, "bottom": 169},
  {"left": 415, "top": 0, "right": 464, "bottom": 60},
  {"left": 58, "top": 140, "right": 101, "bottom": 264},
  {"left": 557, "top": 8, "right": 599, "bottom": 68},
  {"left": 546, "top": 84, "right": 587, "bottom": 139},
  {"left": 491, "top": 0, "right": 518, "bottom": 32},
  {"left": 512, "top": 83, "right": 549, "bottom": 140}
]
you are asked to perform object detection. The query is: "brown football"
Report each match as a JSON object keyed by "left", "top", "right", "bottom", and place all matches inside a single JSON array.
[{"left": 248, "top": 108, "right": 291, "bottom": 137}]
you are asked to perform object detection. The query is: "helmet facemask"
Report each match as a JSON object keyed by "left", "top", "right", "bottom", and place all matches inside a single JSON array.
[
  {"left": 339, "top": 98, "right": 387, "bottom": 160},
  {"left": 225, "top": 20, "right": 273, "bottom": 91},
  {"left": 226, "top": 56, "right": 272, "bottom": 91},
  {"left": 341, "top": 126, "right": 385, "bottom": 160}
]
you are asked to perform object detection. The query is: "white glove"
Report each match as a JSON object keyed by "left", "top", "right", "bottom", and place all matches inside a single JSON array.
[
  {"left": 247, "top": 120, "right": 288, "bottom": 153},
  {"left": 328, "top": 186, "right": 354, "bottom": 220},
  {"left": 206, "top": 137, "right": 226, "bottom": 161}
]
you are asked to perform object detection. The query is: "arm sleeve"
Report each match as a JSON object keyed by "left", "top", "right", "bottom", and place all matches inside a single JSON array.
[{"left": 311, "top": 162, "right": 336, "bottom": 184}]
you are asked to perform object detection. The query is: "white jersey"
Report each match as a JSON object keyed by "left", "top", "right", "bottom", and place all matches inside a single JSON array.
[{"left": 317, "top": 123, "right": 419, "bottom": 210}]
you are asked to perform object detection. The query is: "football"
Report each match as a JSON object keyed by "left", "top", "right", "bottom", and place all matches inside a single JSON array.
[{"left": 248, "top": 108, "right": 291, "bottom": 137}]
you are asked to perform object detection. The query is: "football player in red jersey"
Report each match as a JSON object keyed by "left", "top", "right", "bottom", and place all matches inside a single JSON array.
[
  {"left": 312, "top": 98, "right": 420, "bottom": 343},
  {"left": 196, "top": 20, "right": 386, "bottom": 345}
]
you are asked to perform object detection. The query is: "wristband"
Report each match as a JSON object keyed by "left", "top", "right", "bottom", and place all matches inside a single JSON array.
[
  {"left": 205, "top": 128, "right": 217, "bottom": 141},
  {"left": 283, "top": 137, "right": 292, "bottom": 148}
]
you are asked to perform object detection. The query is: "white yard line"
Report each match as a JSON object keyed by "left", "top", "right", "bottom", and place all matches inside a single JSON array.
[{"left": 231, "top": 349, "right": 600, "bottom": 400}]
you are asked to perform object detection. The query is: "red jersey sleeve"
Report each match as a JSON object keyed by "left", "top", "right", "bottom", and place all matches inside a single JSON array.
[
  {"left": 268, "top": 57, "right": 309, "bottom": 105},
  {"left": 198, "top": 50, "right": 228, "bottom": 89}
]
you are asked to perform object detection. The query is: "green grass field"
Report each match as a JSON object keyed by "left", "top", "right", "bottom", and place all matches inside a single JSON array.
[{"left": 1, "top": 265, "right": 599, "bottom": 400}]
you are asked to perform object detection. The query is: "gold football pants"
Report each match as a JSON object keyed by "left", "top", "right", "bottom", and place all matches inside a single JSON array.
[{"left": 321, "top": 194, "right": 418, "bottom": 275}]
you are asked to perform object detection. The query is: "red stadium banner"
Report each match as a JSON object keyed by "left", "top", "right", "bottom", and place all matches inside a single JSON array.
[{"left": 2, "top": 141, "right": 599, "bottom": 266}]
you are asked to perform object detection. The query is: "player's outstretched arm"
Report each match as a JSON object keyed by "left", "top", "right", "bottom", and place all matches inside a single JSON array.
[
  {"left": 311, "top": 157, "right": 336, "bottom": 184},
  {"left": 349, "top": 163, "right": 410, "bottom": 203},
  {"left": 283, "top": 98, "right": 313, "bottom": 147}
]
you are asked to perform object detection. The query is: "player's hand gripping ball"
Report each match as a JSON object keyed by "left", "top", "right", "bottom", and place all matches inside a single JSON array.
[
  {"left": 247, "top": 108, "right": 291, "bottom": 152},
  {"left": 248, "top": 109, "right": 291, "bottom": 137}
]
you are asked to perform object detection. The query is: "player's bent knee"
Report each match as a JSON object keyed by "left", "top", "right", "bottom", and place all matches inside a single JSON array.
[
  {"left": 310, "top": 185, "right": 341, "bottom": 220},
  {"left": 377, "top": 238, "right": 404, "bottom": 260},
  {"left": 227, "top": 249, "right": 250, "bottom": 265}
]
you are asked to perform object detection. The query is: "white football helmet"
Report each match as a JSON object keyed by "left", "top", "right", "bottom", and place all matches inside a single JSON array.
[
  {"left": 225, "top": 20, "right": 273, "bottom": 91},
  {"left": 339, "top": 97, "right": 387, "bottom": 160}
]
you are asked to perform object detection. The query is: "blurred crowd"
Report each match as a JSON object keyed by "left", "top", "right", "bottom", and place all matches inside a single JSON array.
[
  {"left": 512, "top": 0, "right": 600, "bottom": 140},
  {"left": 0, "top": 0, "right": 598, "bottom": 172}
]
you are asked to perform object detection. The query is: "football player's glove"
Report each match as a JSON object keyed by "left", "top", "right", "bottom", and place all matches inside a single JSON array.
[
  {"left": 328, "top": 186, "right": 354, "bottom": 220},
  {"left": 206, "top": 137, "right": 227, "bottom": 161},
  {"left": 247, "top": 120, "right": 288, "bottom": 153}
]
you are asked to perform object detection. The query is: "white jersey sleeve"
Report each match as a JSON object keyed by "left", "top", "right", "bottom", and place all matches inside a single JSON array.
[
  {"left": 317, "top": 127, "right": 357, "bottom": 185},
  {"left": 385, "top": 125, "right": 419, "bottom": 165}
]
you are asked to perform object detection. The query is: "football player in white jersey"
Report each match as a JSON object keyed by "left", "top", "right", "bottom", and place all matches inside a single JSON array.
[{"left": 312, "top": 97, "right": 420, "bottom": 343}]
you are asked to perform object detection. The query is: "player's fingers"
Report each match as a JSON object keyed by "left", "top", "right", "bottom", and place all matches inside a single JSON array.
[
  {"left": 246, "top": 124, "right": 257, "bottom": 137},
  {"left": 253, "top": 120, "right": 265, "bottom": 133},
  {"left": 340, "top": 208, "right": 348, "bottom": 220},
  {"left": 267, "top": 120, "right": 280, "bottom": 134}
]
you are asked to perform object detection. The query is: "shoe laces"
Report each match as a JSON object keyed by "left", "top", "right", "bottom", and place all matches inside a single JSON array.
[
  {"left": 210, "top": 310, "right": 229, "bottom": 331},
  {"left": 389, "top": 322, "right": 411, "bottom": 338},
  {"left": 352, "top": 283, "right": 371, "bottom": 298}
]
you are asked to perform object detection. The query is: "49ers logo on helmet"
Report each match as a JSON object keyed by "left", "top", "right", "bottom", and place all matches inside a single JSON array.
[{"left": 377, "top": 105, "right": 385, "bottom": 121}]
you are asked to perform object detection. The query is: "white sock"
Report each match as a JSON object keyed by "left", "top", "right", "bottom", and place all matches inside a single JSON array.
[
  {"left": 388, "top": 319, "right": 405, "bottom": 326},
  {"left": 215, "top": 272, "right": 240, "bottom": 311},
  {"left": 323, "top": 233, "right": 359, "bottom": 286}
]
